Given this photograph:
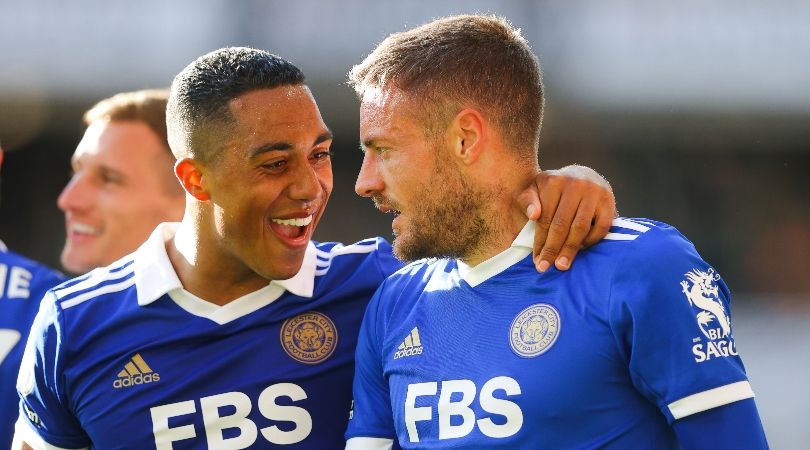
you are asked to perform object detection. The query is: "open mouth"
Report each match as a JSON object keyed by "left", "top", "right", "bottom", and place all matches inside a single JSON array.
[
  {"left": 270, "top": 215, "right": 313, "bottom": 240},
  {"left": 68, "top": 221, "right": 101, "bottom": 237},
  {"left": 378, "top": 206, "right": 401, "bottom": 217}
]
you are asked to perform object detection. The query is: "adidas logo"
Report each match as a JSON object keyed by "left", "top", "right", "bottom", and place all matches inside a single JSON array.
[
  {"left": 113, "top": 353, "right": 160, "bottom": 389},
  {"left": 394, "top": 327, "right": 423, "bottom": 359}
]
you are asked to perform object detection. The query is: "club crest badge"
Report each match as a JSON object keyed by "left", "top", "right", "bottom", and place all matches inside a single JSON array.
[
  {"left": 280, "top": 311, "right": 338, "bottom": 364},
  {"left": 510, "top": 303, "right": 561, "bottom": 358}
]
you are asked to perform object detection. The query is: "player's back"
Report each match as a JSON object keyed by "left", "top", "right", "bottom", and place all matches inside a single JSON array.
[{"left": 0, "top": 242, "right": 64, "bottom": 450}]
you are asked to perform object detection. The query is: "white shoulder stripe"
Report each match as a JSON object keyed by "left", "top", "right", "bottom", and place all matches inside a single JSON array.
[
  {"left": 54, "top": 265, "right": 134, "bottom": 300},
  {"left": 611, "top": 218, "right": 650, "bottom": 232},
  {"left": 604, "top": 232, "right": 639, "bottom": 241},
  {"left": 60, "top": 277, "right": 136, "bottom": 309},
  {"left": 328, "top": 242, "right": 377, "bottom": 256},
  {"left": 668, "top": 380, "right": 755, "bottom": 420},
  {"left": 345, "top": 437, "right": 394, "bottom": 450}
]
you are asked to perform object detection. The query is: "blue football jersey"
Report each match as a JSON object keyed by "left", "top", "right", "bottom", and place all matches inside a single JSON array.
[
  {"left": 15, "top": 223, "right": 401, "bottom": 450},
  {"left": 0, "top": 240, "right": 64, "bottom": 450},
  {"left": 347, "top": 219, "right": 758, "bottom": 449}
]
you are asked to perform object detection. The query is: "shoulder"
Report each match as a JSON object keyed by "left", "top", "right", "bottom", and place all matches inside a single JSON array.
[
  {"left": 50, "top": 256, "right": 137, "bottom": 313},
  {"left": 601, "top": 218, "right": 701, "bottom": 267},
  {"left": 379, "top": 257, "right": 452, "bottom": 293},
  {"left": 313, "top": 237, "right": 403, "bottom": 277},
  {"left": 0, "top": 247, "right": 64, "bottom": 284},
  {"left": 0, "top": 248, "right": 65, "bottom": 303}
]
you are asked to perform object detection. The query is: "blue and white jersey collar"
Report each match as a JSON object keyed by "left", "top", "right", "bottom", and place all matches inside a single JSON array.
[
  {"left": 0, "top": 238, "right": 7, "bottom": 252},
  {"left": 456, "top": 220, "right": 535, "bottom": 288},
  {"left": 132, "top": 223, "right": 317, "bottom": 324}
]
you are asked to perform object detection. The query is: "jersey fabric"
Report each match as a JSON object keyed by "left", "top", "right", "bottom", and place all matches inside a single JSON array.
[
  {"left": 346, "top": 218, "right": 763, "bottom": 449},
  {"left": 0, "top": 240, "right": 64, "bottom": 450},
  {"left": 15, "top": 223, "right": 401, "bottom": 450}
]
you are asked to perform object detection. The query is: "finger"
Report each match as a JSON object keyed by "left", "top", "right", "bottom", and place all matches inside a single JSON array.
[
  {"left": 532, "top": 177, "right": 563, "bottom": 271},
  {"left": 516, "top": 185, "right": 542, "bottom": 221},
  {"left": 535, "top": 184, "right": 581, "bottom": 272},
  {"left": 554, "top": 192, "right": 598, "bottom": 271},
  {"left": 583, "top": 194, "right": 616, "bottom": 247}
]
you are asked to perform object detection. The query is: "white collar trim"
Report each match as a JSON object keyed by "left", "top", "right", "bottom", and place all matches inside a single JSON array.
[
  {"left": 0, "top": 239, "right": 7, "bottom": 252},
  {"left": 456, "top": 221, "right": 534, "bottom": 288},
  {"left": 133, "top": 222, "right": 317, "bottom": 324}
]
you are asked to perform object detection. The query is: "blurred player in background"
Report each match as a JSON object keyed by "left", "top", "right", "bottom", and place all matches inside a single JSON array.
[
  {"left": 0, "top": 143, "right": 65, "bottom": 450},
  {"left": 57, "top": 89, "right": 185, "bottom": 274},
  {"left": 346, "top": 15, "right": 768, "bottom": 449},
  {"left": 14, "top": 47, "right": 616, "bottom": 449}
]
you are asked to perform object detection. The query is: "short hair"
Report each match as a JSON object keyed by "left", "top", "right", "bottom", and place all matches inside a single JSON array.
[
  {"left": 83, "top": 89, "right": 182, "bottom": 197},
  {"left": 348, "top": 15, "right": 544, "bottom": 159},
  {"left": 83, "top": 89, "right": 170, "bottom": 154},
  {"left": 166, "top": 47, "right": 306, "bottom": 163}
]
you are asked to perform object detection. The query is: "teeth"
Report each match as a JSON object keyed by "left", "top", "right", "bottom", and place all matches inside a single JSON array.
[
  {"left": 72, "top": 222, "right": 100, "bottom": 235},
  {"left": 272, "top": 216, "right": 313, "bottom": 227}
]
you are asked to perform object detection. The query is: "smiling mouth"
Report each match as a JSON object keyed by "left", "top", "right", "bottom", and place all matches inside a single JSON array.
[
  {"left": 270, "top": 215, "right": 313, "bottom": 240},
  {"left": 69, "top": 222, "right": 101, "bottom": 237}
]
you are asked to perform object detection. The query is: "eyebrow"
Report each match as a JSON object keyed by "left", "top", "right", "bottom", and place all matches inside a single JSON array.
[{"left": 249, "top": 131, "right": 334, "bottom": 158}]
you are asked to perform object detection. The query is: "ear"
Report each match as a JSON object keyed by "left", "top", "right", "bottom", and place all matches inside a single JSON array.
[
  {"left": 174, "top": 158, "right": 210, "bottom": 201},
  {"left": 449, "top": 108, "right": 485, "bottom": 165}
]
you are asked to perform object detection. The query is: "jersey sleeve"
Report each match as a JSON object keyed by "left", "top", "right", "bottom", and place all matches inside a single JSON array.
[
  {"left": 671, "top": 398, "right": 769, "bottom": 449},
  {"left": 608, "top": 224, "right": 758, "bottom": 424},
  {"left": 15, "top": 291, "right": 90, "bottom": 450},
  {"left": 345, "top": 281, "right": 397, "bottom": 446}
]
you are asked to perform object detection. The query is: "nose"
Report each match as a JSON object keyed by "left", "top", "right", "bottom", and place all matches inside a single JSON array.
[
  {"left": 57, "top": 172, "right": 93, "bottom": 213},
  {"left": 354, "top": 151, "right": 384, "bottom": 198},
  {"left": 288, "top": 159, "right": 323, "bottom": 203}
]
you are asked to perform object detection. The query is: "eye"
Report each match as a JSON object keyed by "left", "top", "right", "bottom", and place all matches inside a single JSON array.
[
  {"left": 100, "top": 169, "right": 123, "bottom": 185},
  {"left": 261, "top": 159, "right": 288, "bottom": 172},
  {"left": 311, "top": 150, "right": 334, "bottom": 161}
]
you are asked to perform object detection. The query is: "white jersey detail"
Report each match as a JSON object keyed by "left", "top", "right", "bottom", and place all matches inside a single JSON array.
[
  {"left": 315, "top": 242, "right": 377, "bottom": 276},
  {"left": 667, "top": 380, "right": 754, "bottom": 420},
  {"left": 603, "top": 232, "right": 640, "bottom": 241},
  {"left": 60, "top": 278, "right": 136, "bottom": 309},
  {"left": 54, "top": 263, "right": 134, "bottom": 300},
  {"left": 611, "top": 218, "right": 651, "bottom": 232},
  {"left": 345, "top": 437, "right": 394, "bottom": 450}
]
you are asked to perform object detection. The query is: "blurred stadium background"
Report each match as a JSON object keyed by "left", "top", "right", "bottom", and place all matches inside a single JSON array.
[{"left": 1, "top": 1, "right": 807, "bottom": 447}]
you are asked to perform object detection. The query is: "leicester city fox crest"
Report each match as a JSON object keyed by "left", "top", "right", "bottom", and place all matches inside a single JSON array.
[
  {"left": 509, "top": 304, "right": 561, "bottom": 358},
  {"left": 280, "top": 311, "right": 338, "bottom": 364},
  {"left": 680, "top": 268, "right": 738, "bottom": 362}
]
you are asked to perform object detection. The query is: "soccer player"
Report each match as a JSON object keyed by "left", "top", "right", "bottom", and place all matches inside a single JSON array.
[
  {"left": 345, "top": 15, "right": 769, "bottom": 449},
  {"left": 0, "top": 144, "right": 65, "bottom": 450},
  {"left": 14, "top": 48, "right": 615, "bottom": 450},
  {"left": 58, "top": 89, "right": 185, "bottom": 274}
]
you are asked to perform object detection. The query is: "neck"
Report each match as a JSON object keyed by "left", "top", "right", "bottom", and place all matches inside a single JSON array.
[
  {"left": 167, "top": 214, "right": 269, "bottom": 306},
  {"left": 459, "top": 179, "right": 531, "bottom": 267}
]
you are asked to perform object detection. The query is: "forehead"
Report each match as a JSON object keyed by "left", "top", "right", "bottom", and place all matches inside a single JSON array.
[
  {"left": 74, "top": 120, "right": 168, "bottom": 167},
  {"left": 227, "top": 85, "right": 327, "bottom": 141},
  {"left": 359, "top": 87, "right": 419, "bottom": 139}
]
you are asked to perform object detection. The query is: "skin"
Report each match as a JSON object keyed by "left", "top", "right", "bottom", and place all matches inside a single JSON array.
[
  {"left": 169, "top": 85, "right": 334, "bottom": 305},
  {"left": 357, "top": 87, "right": 541, "bottom": 265},
  {"left": 357, "top": 87, "right": 616, "bottom": 268},
  {"left": 14, "top": 84, "right": 615, "bottom": 450},
  {"left": 57, "top": 121, "right": 184, "bottom": 274}
]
